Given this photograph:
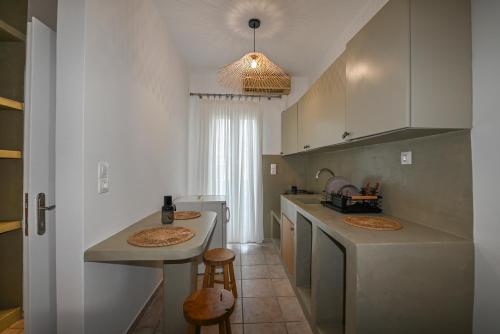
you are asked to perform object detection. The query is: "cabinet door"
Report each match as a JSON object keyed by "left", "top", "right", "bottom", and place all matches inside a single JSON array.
[
  {"left": 298, "top": 53, "right": 347, "bottom": 150},
  {"left": 345, "top": 0, "right": 410, "bottom": 140},
  {"left": 281, "top": 103, "right": 298, "bottom": 155},
  {"left": 281, "top": 214, "right": 295, "bottom": 275}
]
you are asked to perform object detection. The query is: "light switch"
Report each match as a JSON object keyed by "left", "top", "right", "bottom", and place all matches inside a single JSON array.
[
  {"left": 98, "top": 161, "right": 109, "bottom": 194},
  {"left": 401, "top": 151, "right": 412, "bottom": 165},
  {"left": 270, "top": 163, "right": 277, "bottom": 175}
]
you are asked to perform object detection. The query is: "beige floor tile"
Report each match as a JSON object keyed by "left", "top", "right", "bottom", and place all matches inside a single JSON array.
[
  {"left": 242, "top": 265, "right": 269, "bottom": 279},
  {"left": 271, "top": 279, "right": 295, "bottom": 297},
  {"left": 240, "top": 244, "right": 264, "bottom": 255},
  {"left": 227, "top": 243, "right": 241, "bottom": 253},
  {"left": 241, "top": 254, "right": 266, "bottom": 265},
  {"left": 268, "top": 265, "right": 287, "bottom": 279},
  {"left": 244, "top": 323, "right": 287, "bottom": 334},
  {"left": 242, "top": 297, "right": 283, "bottom": 323},
  {"left": 210, "top": 280, "right": 242, "bottom": 298},
  {"left": 233, "top": 265, "right": 242, "bottom": 279},
  {"left": 230, "top": 299, "right": 243, "bottom": 323},
  {"left": 264, "top": 253, "right": 282, "bottom": 265},
  {"left": 286, "top": 322, "right": 314, "bottom": 334},
  {"left": 201, "top": 323, "right": 242, "bottom": 334},
  {"left": 242, "top": 279, "right": 274, "bottom": 297},
  {"left": 278, "top": 297, "right": 306, "bottom": 322}
]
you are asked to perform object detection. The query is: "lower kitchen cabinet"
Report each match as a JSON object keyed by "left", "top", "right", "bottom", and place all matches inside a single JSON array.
[
  {"left": 281, "top": 214, "right": 295, "bottom": 276},
  {"left": 280, "top": 195, "right": 474, "bottom": 334}
]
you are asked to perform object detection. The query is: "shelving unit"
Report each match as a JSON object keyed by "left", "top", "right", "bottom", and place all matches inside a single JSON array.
[
  {"left": 0, "top": 221, "right": 21, "bottom": 235},
  {"left": 0, "top": 96, "right": 24, "bottom": 111},
  {"left": 0, "top": 307, "right": 22, "bottom": 332},
  {"left": 0, "top": 1, "right": 27, "bottom": 329},
  {"left": 0, "top": 20, "right": 26, "bottom": 42},
  {"left": 0, "top": 150, "right": 22, "bottom": 159}
]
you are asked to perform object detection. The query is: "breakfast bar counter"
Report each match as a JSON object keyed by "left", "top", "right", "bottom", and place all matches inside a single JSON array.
[{"left": 84, "top": 211, "right": 217, "bottom": 334}]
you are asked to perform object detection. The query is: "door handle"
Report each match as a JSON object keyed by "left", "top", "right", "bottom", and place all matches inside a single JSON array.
[
  {"left": 37, "top": 193, "right": 55, "bottom": 235},
  {"left": 225, "top": 206, "right": 231, "bottom": 223}
]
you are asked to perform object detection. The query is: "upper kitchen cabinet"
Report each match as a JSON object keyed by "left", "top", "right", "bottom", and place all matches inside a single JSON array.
[
  {"left": 345, "top": 0, "right": 471, "bottom": 140},
  {"left": 298, "top": 52, "right": 346, "bottom": 151},
  {"left": 281, "top": 103, "right": 298, "bottom": 155}
]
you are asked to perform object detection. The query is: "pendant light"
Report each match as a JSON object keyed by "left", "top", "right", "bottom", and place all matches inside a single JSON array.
[{"left": 218, "top": 18, "right": 291, "bottom": 95}]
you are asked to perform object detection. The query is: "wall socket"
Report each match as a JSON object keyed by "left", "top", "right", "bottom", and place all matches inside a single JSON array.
[
  {"left": 270, "top": 163, "right": 277, "bottom": 175},
  {"left": 401, "top": 151, "right": 412, "bottom": 165},
  {"left": 97, "top": 161, "right": 109, "bottom": 194}
]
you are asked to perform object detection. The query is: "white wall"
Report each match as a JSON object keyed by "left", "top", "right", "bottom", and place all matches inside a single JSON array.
[
  {"left": 471, "top": 1, "right": 500, "bottom": 333},
  {"left": 56, "top": 0, "right": 85, "bottom": 332},
  {"left": 189, "top": 72, "right": 308, "bottom": 155},
  {"left": 57, "top": 0, "right": 190, "bottom": 333}
]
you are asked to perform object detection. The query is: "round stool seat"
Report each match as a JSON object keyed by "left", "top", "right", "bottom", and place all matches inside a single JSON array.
[
  {"left": 203, "top": 248, "right": 235, "bottom": 265},
  {"left": 183, "top": 288, "right": 235, "bottom": 326}
]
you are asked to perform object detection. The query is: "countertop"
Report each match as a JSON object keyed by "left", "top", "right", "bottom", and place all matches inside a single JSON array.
[
  {"left": 84, "top": 211, "right": 217, "bottom": 262},
  {"left": 175, "top": 195, "right": 226, "bottom": 204},
  {"left": 282, "top": 194, "right": 469, "bottom": 246}
]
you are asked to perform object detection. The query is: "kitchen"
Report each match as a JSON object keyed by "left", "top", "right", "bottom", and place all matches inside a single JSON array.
[{"left": 0, "top": 0, "right": 499, "bottom": 333}]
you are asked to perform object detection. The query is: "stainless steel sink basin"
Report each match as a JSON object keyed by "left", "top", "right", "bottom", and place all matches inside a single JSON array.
[{"left": 296, "top": 197, "right": 322, "bottom": 205}]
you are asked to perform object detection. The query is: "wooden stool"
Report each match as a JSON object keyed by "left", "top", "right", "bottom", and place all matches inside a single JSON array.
[
  {"left": 203, "top": 248, "right": 238, "bottom": 298},
  {"left": 183, "top": 288, "right": 235, "bottom": 334}
]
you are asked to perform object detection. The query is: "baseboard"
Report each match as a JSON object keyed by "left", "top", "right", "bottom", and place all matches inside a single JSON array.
[{"left": 126, "top": 280, "right": 162, "bottom": 334}]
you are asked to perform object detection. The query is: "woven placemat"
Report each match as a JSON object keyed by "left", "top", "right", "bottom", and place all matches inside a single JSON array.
[
  {"left": 344, "top": 216, "right": 403, "bottom": 231},
  {"left": 127, "top": 226, "right": 195, "bottom": 247},
  {"left": 174, "top": 211, "right": 201, "bottom": 220}
]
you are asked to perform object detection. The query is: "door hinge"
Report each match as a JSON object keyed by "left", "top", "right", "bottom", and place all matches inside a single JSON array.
[{"left": 24, "top": 193, "right": 29, "bottom": 236}]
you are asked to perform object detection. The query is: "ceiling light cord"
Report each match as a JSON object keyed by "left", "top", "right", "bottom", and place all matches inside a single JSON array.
[{"left": 253, "top": 26, "right": 256, "bottom": 52}]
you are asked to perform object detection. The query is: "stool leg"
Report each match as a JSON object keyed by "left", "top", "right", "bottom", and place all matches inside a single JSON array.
[
  {"left": 195, "top": 325, "right": 201, "bottom": 334},
  {"left": 228, "top": 263, "right": 238, "bottom": 298},
  {"left": 225, "top": 319, "right": 232, "bottom": 334},
  {"left": 223, "top": 264, "right": 230, "bottom": 291},
  {"left": 203, "top": 263, "right": 211, "bottom": 288},
  {"left": 218, "top": 321, "right": 226, "bottom": 334},
  {"left": 209, "top": 265, "right": 216, "bottom": 287}
]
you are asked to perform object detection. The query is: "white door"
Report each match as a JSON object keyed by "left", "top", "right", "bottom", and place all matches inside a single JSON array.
[{"left": 23, "top": 17, "right": 56, "bottom": 334}]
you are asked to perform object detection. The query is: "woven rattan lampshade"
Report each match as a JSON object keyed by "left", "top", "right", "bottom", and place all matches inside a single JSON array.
[{"left": 218, "top": 19, "right": 291, "bottom": 95}]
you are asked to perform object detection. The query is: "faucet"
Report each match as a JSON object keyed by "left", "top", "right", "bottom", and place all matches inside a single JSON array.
[
  {"left": 315, "top": 168, "right": 335, "bottom": 179},
  {"left": 315, "top": 168, "right": 336, "bottom": 199}
]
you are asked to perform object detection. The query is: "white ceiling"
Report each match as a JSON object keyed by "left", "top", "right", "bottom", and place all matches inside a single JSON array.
[{"left": 154, "top": 0, "right": 372, "bottom": 77}]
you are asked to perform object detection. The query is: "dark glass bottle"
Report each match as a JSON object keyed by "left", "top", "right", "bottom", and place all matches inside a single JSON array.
[{"left": 161, "top": 196, "right": 176, "bottom": 224}]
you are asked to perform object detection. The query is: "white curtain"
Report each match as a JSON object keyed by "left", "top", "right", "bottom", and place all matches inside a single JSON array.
[{"left": 188, "top": 96, "right": 264, "bottom": 243}]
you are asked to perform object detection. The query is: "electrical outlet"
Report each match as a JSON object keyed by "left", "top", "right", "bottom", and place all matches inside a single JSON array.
[
  {"left": 98, "top": 161, "right": 110, "bottom": 194},
  {"left": 270, "top": 163, "right": 277, "bottom": 175},
  {"left": 401, "top": 151, "right": 412, "bottom": 165}
]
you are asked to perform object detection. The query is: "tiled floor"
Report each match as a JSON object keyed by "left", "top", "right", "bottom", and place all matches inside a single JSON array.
[
  {"left": 0, "top": 320, "right": 24, "bottom": 334},
  {"left": 132, "top": 240, "right": 313, "bottom": 334}
]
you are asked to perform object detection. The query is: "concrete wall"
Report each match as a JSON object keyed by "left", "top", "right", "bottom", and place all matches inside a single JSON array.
[
  {"left": 56, "top": 0, "right": 190, "bottom": 332},
  {"left": 471, "top": 0, "right": 500, "bottom": 332},
  {"left": 303, "top": 130, "right": 473, "bottom": 239},
  {"left": 261, "top": 155, "right": 307, "bottom": 238}
]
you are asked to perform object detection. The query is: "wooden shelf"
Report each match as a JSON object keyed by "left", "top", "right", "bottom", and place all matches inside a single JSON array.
[
  {"left": 0, "top": 97, "right": 24, "bottom": 111},
  {"left": 0, "top": 150, "right": 22, "bottom": 159},
  {"left": 0, "top": 20, "right": 26, "bottom": 42},
  {"left": 0, "top": 307, "right": 22, "bottom": 332},
  {"left": 0, "top": 221, "right": 22, "bottom": 235}
]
